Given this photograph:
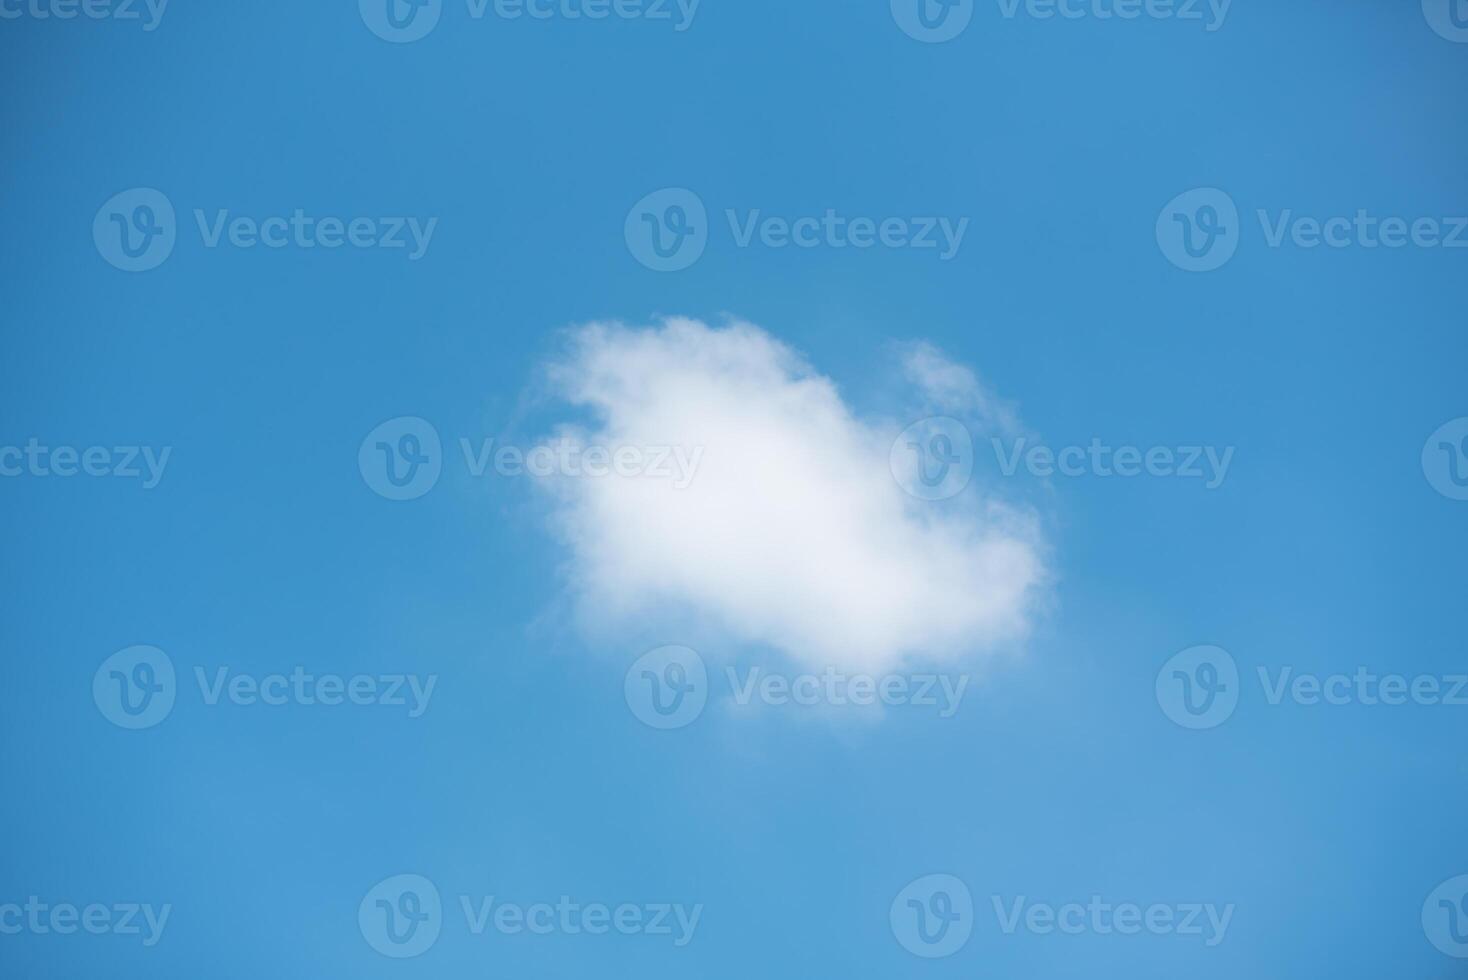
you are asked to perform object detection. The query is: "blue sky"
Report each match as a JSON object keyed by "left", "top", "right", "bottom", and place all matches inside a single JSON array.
[{"left": 2, "top": 1, "right": 1467, "bottom": 977}]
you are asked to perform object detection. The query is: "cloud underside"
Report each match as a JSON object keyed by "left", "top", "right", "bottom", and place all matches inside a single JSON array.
[{"left": 538, "top": 317, "right": 1045, "bottom": 673}]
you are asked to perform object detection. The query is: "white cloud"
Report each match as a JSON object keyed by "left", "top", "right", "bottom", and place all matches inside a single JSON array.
[
  {"left": 901, "top": 339, "right": 1022, "bottom": 438},
  {"left": 534, "top": 317, "right": 1047, "bottom": 673}
]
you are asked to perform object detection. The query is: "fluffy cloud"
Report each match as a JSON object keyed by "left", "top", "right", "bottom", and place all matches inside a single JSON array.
[{"left": 535, "top": 317, "right": 1046, "bottom": 673}]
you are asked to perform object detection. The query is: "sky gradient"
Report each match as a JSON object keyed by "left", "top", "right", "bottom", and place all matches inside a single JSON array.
[{"left": 2, "top": 1, "right": 1467, "bottom": 977}]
